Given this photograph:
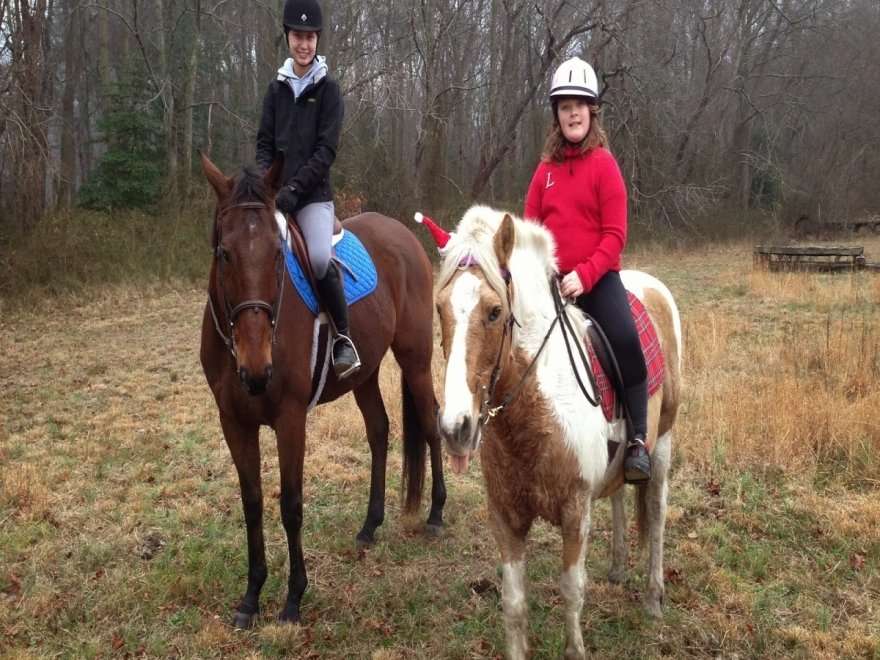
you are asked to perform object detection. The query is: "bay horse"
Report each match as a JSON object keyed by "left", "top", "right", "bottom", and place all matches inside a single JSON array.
[
  {"left": 199, "top": 153, "right": 446, "bottom": 628},
  {"left": 434, "top": 206, "right": 681, "bottom": 659}
]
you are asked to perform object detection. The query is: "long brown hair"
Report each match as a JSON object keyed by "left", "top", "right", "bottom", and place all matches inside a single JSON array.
[{"left": 541, "top": 102, "right": 608, "bottom": 163}]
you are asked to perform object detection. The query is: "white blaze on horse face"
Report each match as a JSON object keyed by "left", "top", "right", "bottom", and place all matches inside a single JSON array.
[{"left": 438, "top": 271, "right": 483, "bottom": 441}]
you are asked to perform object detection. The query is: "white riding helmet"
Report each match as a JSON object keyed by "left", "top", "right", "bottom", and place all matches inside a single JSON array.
[{"left": 549, "top": 57, "right": 599, "bottom": 103}]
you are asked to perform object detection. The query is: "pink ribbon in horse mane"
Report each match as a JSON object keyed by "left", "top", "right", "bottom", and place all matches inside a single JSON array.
[{"left": 457, "top": 252, "right": 510, "bottom": 282}]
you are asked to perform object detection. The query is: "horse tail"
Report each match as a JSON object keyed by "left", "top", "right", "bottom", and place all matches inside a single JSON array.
[{"left": 401, "top": 376, "right": 427, "bottom": 514}]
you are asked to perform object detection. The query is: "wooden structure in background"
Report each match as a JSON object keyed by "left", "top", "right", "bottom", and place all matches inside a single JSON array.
[{"left": 753, "top": 245, "right": 872, "bottom": 272}]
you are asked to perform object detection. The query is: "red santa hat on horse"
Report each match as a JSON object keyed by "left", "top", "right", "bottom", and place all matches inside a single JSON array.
[{"left": 414, "top": 212, "right": 452, "bottom": 252}]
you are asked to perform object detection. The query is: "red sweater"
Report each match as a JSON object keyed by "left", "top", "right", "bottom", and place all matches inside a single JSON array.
[{"left": 524, "top": 146, "right": 627, "bottom": 293}]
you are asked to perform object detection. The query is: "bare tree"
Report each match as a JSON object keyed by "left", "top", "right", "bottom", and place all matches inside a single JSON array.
[{"left": 1, "top": 0, "right": 53, "bottom": 231}]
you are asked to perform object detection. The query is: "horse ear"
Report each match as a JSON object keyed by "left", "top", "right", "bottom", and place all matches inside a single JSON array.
[
  {"left": 494, "top": 213, "right": 515, "bottom": 268},
  {"left": 199, "top": 151, "right": 233, "bottom": 199},
  {"left": 264, "top": 153, "right": 285, "bottom": 195}
]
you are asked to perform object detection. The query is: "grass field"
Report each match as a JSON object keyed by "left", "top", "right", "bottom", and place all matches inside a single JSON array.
[{"left": 1, "top": 237, "right": 879, "bottom": 658}]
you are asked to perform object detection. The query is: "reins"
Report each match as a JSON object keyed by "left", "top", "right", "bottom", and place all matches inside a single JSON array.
[
  {"left": 477, "top": 275, "right": 600, "bottom": 430},
  {"left": 550, "top": 279, "right": 601, "bottom": 407},
  {"left": 208, "top": 200, "right": 285, "bottom": 360}
]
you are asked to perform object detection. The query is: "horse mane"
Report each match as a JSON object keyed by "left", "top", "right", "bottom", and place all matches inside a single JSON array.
[
  {"left": 437, "top": 205, "right": 587, "bottom": 350},
  {"left": 230, "top": 166, "right": 270, "bottom": 206}
]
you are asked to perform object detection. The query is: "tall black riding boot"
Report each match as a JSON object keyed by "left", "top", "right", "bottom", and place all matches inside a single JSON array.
[
  {"left": 316, "top": 265, "right": 361, "bottom": 379},
  {"left": 623, "top": 379, "right": 651, "bottom": 484}
]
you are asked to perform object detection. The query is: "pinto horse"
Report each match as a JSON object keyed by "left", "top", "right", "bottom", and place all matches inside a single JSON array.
[
  {"left": 199, "top": 153, "right": 446, "bottom": 628},
  {"left": 434, "top": 206, "right": 681, "bottom": 659}
]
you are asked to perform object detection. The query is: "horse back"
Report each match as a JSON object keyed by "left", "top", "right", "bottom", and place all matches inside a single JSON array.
[{"left": 342, "top": 213, "right": 435, "bottom": 320}]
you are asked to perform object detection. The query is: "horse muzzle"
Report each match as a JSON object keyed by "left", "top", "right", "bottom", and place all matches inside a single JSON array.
[
  {"left": 238, "top": 364, "right": 273, "bottom": 396},
  {"left": 437, "top": 409, "right": 481, "bottom": 474}
]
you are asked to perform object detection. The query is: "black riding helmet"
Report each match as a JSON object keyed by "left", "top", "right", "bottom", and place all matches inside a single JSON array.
[{"left": 283, "top": 0, "right": 323, "bottom": 33}]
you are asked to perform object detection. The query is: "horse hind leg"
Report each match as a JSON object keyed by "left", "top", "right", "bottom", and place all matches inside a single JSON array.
[
  {"left": 401, "top": 374, "right": 446, "bottom": 534},
  {"left": 352, "top": 370, "right": 389, "bottom": 547},
  {"left": 638, "top": 429, "right": 672, "bottom": 619},
  {"left": 392, "top": 336, "right": 446, "bottom": 535},
  {"left": 608, "top": 487, "right": 628, "bottom": 585}
]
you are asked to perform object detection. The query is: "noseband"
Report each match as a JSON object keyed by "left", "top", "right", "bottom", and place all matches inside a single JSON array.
[{"left": 208, "top": 201, "right": 285, "bottom": 358}]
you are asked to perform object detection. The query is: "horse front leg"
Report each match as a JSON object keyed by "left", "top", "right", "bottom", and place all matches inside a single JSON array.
[
  {"left": 275, "top": 409, "right": 309, "bottom": 623},
  {"left": 220, "top": 415, "right": 266, "bottom": 630},
  {"left": 488, "top": 506, "right": 530, "bottom": 660},
  {"left": 560, "top": 496, "right": 590, "bottom": 660},
  {"left": 352, "top": 371, "right": 389, "bottom": 546}
]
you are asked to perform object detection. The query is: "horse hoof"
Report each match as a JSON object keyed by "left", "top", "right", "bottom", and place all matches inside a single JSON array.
[
  {"left": 607, "top": 570, "right": 624, "bottom": 586},
  {"left": 356, "top": 530, "right": 376, "bottom": 548},
  {"left": 642, "top": 599, "right": 663, "bottom": 620},
  {"left": 424, "top": 523, "right": 444, "bottom": 538},
  {"left": 231, "top": 609, "right": 258, "bottom": 630},
  {"left": 278, "top": 605, "right": 301, "bottom": 624}
]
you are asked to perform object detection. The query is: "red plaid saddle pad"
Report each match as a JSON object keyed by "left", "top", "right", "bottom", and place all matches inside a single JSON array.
[{"left": 586, "top": 291, "right": 666, "bottom": 422}]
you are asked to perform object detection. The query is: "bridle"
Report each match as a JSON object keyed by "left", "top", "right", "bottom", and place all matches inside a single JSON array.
[
  {"left": 474, "top": 270, "right": 600, "bottom": 432},
  {"left": 208, "top": 201, "right": 285, "bottom": 359}
]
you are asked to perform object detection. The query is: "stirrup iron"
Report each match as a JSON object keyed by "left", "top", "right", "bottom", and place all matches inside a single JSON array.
[{"left": 331, "top": 334, "right": 361, "bottom": 379}]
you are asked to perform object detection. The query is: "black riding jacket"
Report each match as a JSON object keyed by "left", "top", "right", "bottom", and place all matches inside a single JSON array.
[{"left": 256, "top": 72, "right": 343, "bottom": 210}]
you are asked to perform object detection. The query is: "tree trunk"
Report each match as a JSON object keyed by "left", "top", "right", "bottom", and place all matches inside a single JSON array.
[
  {"left": 181, "top": 0, "right": 203, "bottom": 198},
  {"left": 58, "top": 0, "right": 84, "bottom": 208}
]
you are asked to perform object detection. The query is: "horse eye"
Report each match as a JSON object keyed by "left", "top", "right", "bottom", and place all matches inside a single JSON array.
[{"left": 488, "top": 306, "right": 502, "bottom": 323}]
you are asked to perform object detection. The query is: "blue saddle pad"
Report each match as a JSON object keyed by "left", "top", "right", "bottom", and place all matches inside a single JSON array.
[{"left": 282, "top": 230, "right": 378, "bottom": 315}]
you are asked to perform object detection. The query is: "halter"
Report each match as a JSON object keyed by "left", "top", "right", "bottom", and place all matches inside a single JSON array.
[{"left": 208, "top": 201, "right": 285, "bottom": 359}]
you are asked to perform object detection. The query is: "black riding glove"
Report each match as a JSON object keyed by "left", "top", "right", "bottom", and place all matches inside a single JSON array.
[{"left": 276, "top": 185, "right": 299, "bottom": 215}]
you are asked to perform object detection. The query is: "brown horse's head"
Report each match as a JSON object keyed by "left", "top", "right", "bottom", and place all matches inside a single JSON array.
[{"left": 201, "top": 152, "right": 285, "bottom": 395}]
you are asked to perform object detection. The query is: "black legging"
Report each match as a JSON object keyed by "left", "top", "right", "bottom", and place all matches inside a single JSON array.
[{"left": 574, "top": 270, "right": 648, "bottom": 437}]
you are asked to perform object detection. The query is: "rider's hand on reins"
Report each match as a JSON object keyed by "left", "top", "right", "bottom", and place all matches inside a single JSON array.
[{"left": 559, "top": 271, "right": 585, "bottom": 299}]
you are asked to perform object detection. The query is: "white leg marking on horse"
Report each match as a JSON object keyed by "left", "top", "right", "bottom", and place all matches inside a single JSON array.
[
  {"left": 439, "top": 272, "right": 482, "bottom": 430},
  {"left": 502, "top": 559, "right": 529, "bottom": 660},
  {"left": 560, "top": 563, "right": 587, "bottom": 659}
]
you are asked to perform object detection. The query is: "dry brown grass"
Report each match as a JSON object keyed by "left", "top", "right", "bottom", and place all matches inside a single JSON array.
[{"left": 1, "top": 240, "right": 878, "bottom": 657}]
